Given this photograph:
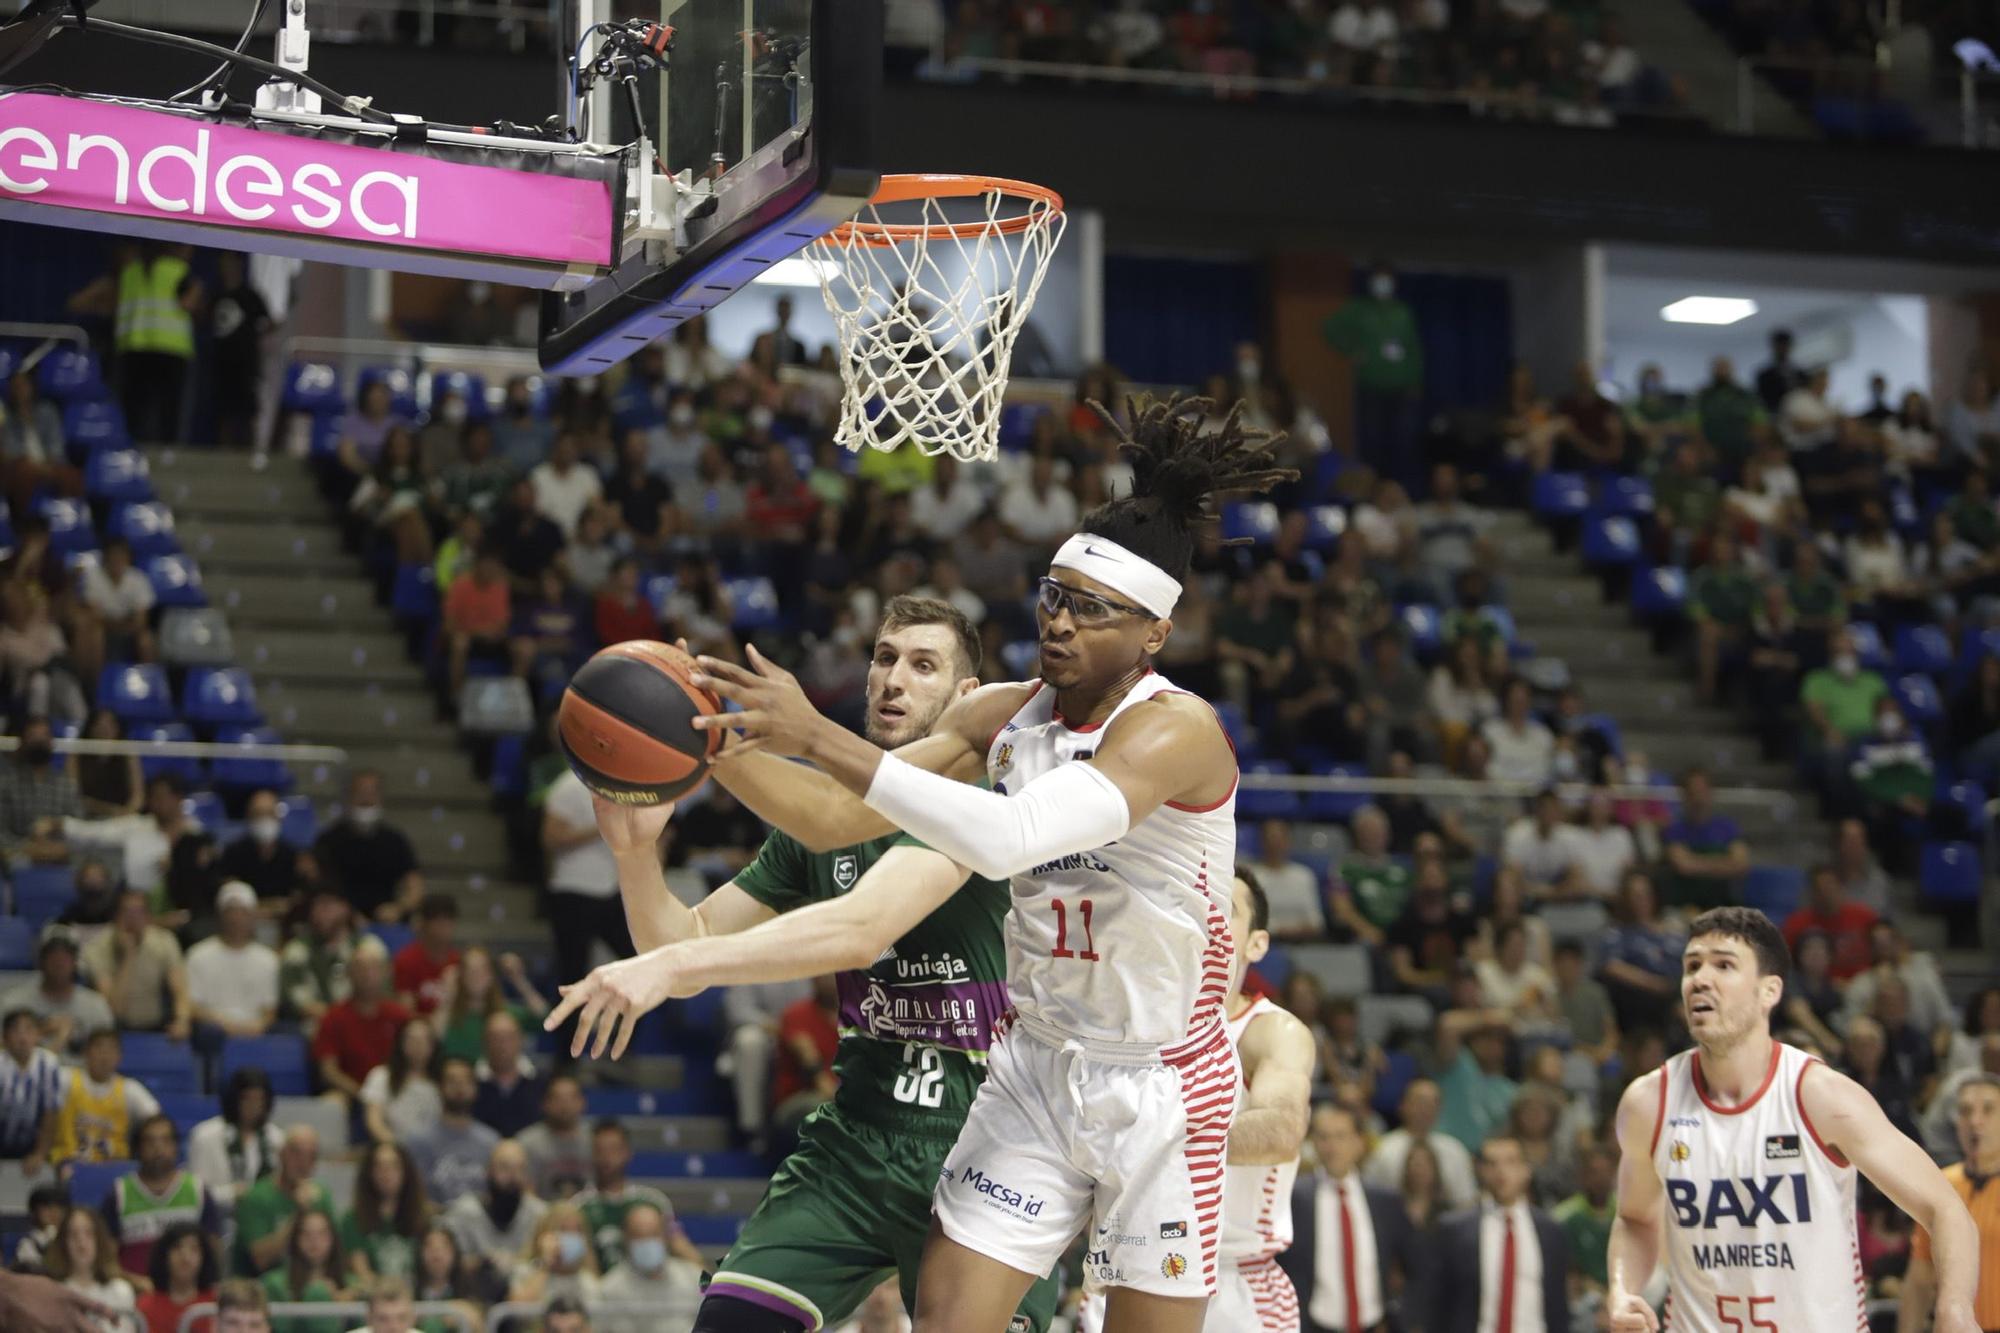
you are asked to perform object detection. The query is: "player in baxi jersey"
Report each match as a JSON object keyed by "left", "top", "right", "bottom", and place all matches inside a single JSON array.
[
  {"left": 556, "top": 597, "right": 1056, "bottom": 1333},
  {"left": 1077, "top": 868, "right": 1316, "bottom": 1333},
  {"left": 1606, "top": 907, "right": 1981, "bottom": 1333}
]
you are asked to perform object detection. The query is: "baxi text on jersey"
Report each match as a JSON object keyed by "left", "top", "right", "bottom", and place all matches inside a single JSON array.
[
  {"left": 959, "top": 1168, "right": 1045, "bottom": 1217},
  {"left": 1028, "top": 851, "right": 1111, "bottom": 875},
  {"left": 1666, "top": 1174, "right": 1814, "bottom": 1229},
  {"left": 1690, "top": 1241, "right": 1797, "bottom": 1272}
]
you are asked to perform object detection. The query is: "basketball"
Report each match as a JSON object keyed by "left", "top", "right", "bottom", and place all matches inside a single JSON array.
[{"left": 557, "top": 641, "right": 722, "bottom": 806}]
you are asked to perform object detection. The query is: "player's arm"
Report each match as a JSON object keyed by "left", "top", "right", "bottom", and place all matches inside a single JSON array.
[
  {"left": 1801, "top": 1062, "right": 1982, "bottom": 1333},
  {"left": 1607, "top": 1069, "right": 1667, "bottom": 1333},
  {"left": 702, "top": 648, "right": 1234, "bottom": 880},
  {"left": 545, "top": 845, "right": 973, "bottom": 1059},
  {"left": 1227, "top": 1008, "right": 1316, "bottom": 1165},
  {"left": 1898, "top": 1249, "right": 1938, "bottom": 1333},
  {"left": 594, "top": 798, "right": 775, "bottom": 953}
]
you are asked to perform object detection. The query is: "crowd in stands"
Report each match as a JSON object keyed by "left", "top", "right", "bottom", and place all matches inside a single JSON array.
[
  {"left": 907, "top": 0, "right": 1684, "bottom": 123},
  {"left": 9, "top": 233, "right": 2000, "bottom": 1329}
]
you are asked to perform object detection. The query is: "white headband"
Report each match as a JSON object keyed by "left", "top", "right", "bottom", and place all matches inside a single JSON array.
[{"left": 1051, "top": 533, "right": 1183, "bottom": 619}]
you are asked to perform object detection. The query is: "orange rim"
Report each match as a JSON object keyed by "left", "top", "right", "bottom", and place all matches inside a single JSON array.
[{"left": 826, "top": 173, "right": 1064, "bottom": 248}]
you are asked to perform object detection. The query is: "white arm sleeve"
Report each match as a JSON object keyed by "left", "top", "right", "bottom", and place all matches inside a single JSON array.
[{"left": 862, "top": 754, "right": 1132, "bottom": 881}]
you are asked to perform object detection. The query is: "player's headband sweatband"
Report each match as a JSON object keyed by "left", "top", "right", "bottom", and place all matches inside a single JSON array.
[{"left": 1050, "top": 533, "right": 1182, "bottom": 620}]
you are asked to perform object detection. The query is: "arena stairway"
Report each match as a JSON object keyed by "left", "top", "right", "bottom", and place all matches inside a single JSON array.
[
  {"left": 1606, "top": 0, "right": 1810, "bottom": 137},
  {"left": 148, "top": 446, "right": 543, "bottom": 953}
]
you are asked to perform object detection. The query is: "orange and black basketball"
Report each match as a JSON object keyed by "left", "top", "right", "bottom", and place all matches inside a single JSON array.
[{"left": 557, "top": 641, "right": 722, "bottom": 806}]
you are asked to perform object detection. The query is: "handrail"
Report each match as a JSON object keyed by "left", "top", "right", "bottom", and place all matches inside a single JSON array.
[
  {"left": 0, "top": 322, "right": 94, "bottom": 353},
  {"left": 485, "top": 1298, "right": 701, "bottom": 1332},
  {"left": 178, "top": 1300, "right": 479, "bottom": 1333},
  {"left": 0, "top": 736, "right": 350, "bottom": 762},
  {"left": 1235, "top": 771, "right": 1796, "bottom": 812}
]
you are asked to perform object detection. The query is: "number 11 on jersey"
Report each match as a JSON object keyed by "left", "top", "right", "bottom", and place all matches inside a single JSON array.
[{"left": 1050, "top": 897, "right": 1099, "bottom": 961}]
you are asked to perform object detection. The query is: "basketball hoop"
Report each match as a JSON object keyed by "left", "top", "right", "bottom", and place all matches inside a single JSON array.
[{"left": 810, "top": 173, "right": 1066, "bottom": 464}]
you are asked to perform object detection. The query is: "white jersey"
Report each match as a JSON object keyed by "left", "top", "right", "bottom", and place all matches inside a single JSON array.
[
  {"left": 1653, "top": 1042, "right": 1864, "bottom": 1333},
  {"left": 1218, "top": 995, "right": 1299, "bottom": 1263},
  {"left": 985, "top": 670, "right": 1238, "bottom": 1049}
]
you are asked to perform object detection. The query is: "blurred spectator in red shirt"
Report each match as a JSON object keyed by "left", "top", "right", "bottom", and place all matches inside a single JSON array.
[
  {"left": 745, "top": 443, "right": 819, "bottom": 542},
  {"left": 312, "top": 939, "right": 412, "bottom": 1103},
  {"left": 770, "top": 975, "right": 839, "bottom": 1131},
  {"left": 593, "top": 558, "right": 661, "bottom": 647},
  {"left": 443, "top": 546, "right": 511, "bottom": 694},
  {"left": 1782, "top": 864, "right": 1879, "bottom": 981},
  {"left": 392, "top": 894, "right": 461, "bottom": 1015}
]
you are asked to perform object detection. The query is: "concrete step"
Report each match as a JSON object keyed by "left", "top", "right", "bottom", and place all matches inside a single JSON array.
[
  {"left": 155, "top": 470, "right": 328, "bottom": 522},
  {"left": 1520, "top": 624, "right": 1661, "bottom": 672},
  {"left": 257, "top": 680, "right": 458, "bottom": 748},
  {"left": 628, "top": 1116, "right": 734, "bottom": 1152},
  {"left": 296, "top": 741, "right": 492, "bottom": 803},
  {"left": 178, "top": 517, "right": 354, "bottom": 577},
  {"left": 238, "top": 628, "right": 416, "bottom": 684},
  {"left": 208, "top": 573, "right": 384, "bottom": 627},
  {"left": 657, "top": 1179, "right": 768, "bottom": 1217},
  {"left": 1614, "top": 726, "right": 1790, "bottom": 784}
]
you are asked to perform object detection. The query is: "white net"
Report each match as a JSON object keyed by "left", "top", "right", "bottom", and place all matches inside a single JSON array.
[{"left": 810, "top": 180, "right": 1066, "bottom": 463}]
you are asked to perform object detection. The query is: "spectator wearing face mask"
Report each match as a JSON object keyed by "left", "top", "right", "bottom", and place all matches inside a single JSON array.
[
  {"left": 507, "top": 1204, "right": 600, "bottom": 1309},
  {"left": 1842, "top": 696, "right": 1935, "bottom": 870},
  {"left": 314, "top": 771, "right": 424, "bottom": 925},
  {"left": 593, "top": 1204, "right": 701, "bottom": 1333},
  {"left": 1800, "top": 625, "right": 1889, "bottom": 798},
  {"left": 444, "top": 1140, "right": 546, "bottom": 1274},
  {"left": 219, "top": 789, "right": 306, "bottom": 909}
]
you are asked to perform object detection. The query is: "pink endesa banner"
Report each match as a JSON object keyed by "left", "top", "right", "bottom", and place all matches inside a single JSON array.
[{"left": 0, "top": 92, "right": 615, "bottom": 268}]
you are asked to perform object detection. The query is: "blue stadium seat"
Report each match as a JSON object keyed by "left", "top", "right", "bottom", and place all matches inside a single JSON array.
[
  {"left": 130, "top": 722, "right": 202, "bottom": 783},
  {"left": 146, "top": 554, "right": 207, "bottom": 609},
  {"left": 642, "top": 574, "right": 679, "bottom": 617},
  {"left": 1530, "top": 471, "right": 1590, "bottom": 520},
  {"left": 36, "top": 497, "right": 97, "bottom": 555},
  {"left": 35, "top": 348, "right": 102, "bottom": 402},
  {"left": 677, "top": 1216, "right": 747, "bottom": 1248},
  {"left": 1895, "top": 673, "right": 1943, "bottom": 726},
  {"left": 1919, "top": 841, "right": 1982, "bottom": 904},
  {"left": 391, "top": 564, "right": 439, "bottom": 623},
  {"left": 111, "top": 502, "right": 180, "bottom": 559},
  {"left": 83, "top": 449, "right": 154, "bottom": 504},
  {"left": 62, "top": 400, "right": 130, "bottom": 455},
  {"left": 1847, "top": 622, "right": 1890, "bottom": 672},
  {"left": 1578, "top": 712, "right": 1624, "bottom": 757},
  {"left": 1252, "top": 946, "right": 1292, "bottom": 990},
  {"left": 1235, "top": 761, "right": 1300, "bottom": 821},
  {"left": 358, "top": 366, "right": 420, "bottom": 419},
  {"left": 1400, "top": 605, "right": 1441, "bottom": 658},
  {"left": 210, "top": 727, "right": 292, "bottom": 793},
  {"left": 184, "top": 791, "right": 226, "bottom": 829},
  {"left": 1630, "top": 566, "right": 1687, "bottom": 620},
  {"left": 997, "top": 403, "right": 1046, "bottom": 451},
  {"left": 1304, "top": 505, "right": 1347, "bottom": 549},
  {"left": 1894, "top": 625, "right": 1954, "bottom": 677},
  {"left": 429, "top": 371, "right": 490, "bottom": 421},
  {"left": 1741, "top": 865, "right": 1806, "bottom": 921},
  {"left": 1960, "top": 628, "right": 2000, "bottom": 677},
  {"left": 0, "top": 918, "right": 36, "bottom": 970},
  {"left": 0, "top": 344, "right": 16, "bottom": 382},
  {"left": 490, "top": 733, "right": 527, "bottom": 801},
  {"left": 1938, "top": 780, "right": 1989, "bottom": 832},
  {"left": 1581, "top": 516, "right": 1640, "bottom": 568},
  {"left": 282, "top": 362, "right": 346, "bottom": 415},
  {"left": 1210, "top": 700, "right": 1253, "bottom": 760},
  {"left": 628, "top": 1150, "right": 765, "bottom": 1178},
  {"left": 369, "top": 922, "right": 416, "bottom": 956},
  {"left": 99, "top": 663, "right": 177, "bottom": 725},
  {"left": 182, "top": 667, "right": 264, "bottom": 729},
  {"left": 726, "top": 577, "right": 781, "bottom": 632},
  {"left": 67, "top": 1161, "right": 132, "bottom": 1210},
  {"left": 1221, "top": 502, "right": 1280, "bottom": 545},
  {"left": 155, "top": 1092, "right": 220, "bottom": 1139},
  {"left": 9, "top": 866, "right": 71, "bottom": 928},
  {"left": 1481, "top": 605, "right": 1518, "bottom": 648},
  {"left": 119, "top": 1033, "right": 193, "bottom": 1073},
  {"left": 278, "top": 795, "right": 318, "bottom": 846},
  {"left": 1600, "top": 475, "right": 1655, "bottom": 517},
  {"left": 1303, "top": 763, "right": 1369, "bottom": 822},
  {"left": 1000, "top": 641, "right": 1039, "bottom": 681},
  {"left": 220, "top": 1035, "right": 311, "bottom": 1096}
]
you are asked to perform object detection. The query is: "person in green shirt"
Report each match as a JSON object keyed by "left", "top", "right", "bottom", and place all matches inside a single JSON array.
[
  {"left": 1324, "top": 264, "right": 1425, "bottom": 486},
  {"left": 1783, "top": 539, "right": 1847, "bottom": 662},
  {"left": 1328, "top": 804, "right": 1413, "bottom": 944},
  {"left": 1801, "top": 626, "right": 1889, "bottom": 759},
  {"left": 1847, "top": 697, "right": 1935, "bottom": 829},
  {"left": 259, "top": 1207, "right": 347, "bottom": 1333},
  {"left": 340, "top": 1142, "right": 428, "bottom": 1287},
  {"left": 1554, "top": 1142, "right": 1618, "bottom": 1295},
  {"left": 573, "top": 1119, "right": 705, "bottom": 1272},
  {"left": 234, "top": 1125, "right": 331, "bottom": 1277},
  {"left": 1694, "top": 355, "right": 1767, "bottom": 477},
  {"left": 1688, "top": 532, "right": 1763, "bottom": 704},
  {"left": 1945, "top": 467, "right": 2000, "bottom": 552},
  {"left": 1654, "top": 441, "right": 1722, "bottom": 557},
  {"left": 1434, "top": 1008, "right": 1519, "bottom": 1151},
  {"left": 539, "top": 596, "right": 1057, "bottom": 1333},
  {"left": 1627, "top": 364, "right": 1692, "bottom": 462},
  {"left": 435, "top": 945, "right": 548, "bottom": 1064}
]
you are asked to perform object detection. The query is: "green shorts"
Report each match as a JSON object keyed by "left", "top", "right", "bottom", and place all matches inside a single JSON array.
[{"left": 706, "top": 1102, "right": 1060, "bottom": 1331}]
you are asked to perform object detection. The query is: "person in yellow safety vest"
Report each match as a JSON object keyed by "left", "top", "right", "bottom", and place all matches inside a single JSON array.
[{"left": 69, "top": 243, "right": 204, "bottom": 444}]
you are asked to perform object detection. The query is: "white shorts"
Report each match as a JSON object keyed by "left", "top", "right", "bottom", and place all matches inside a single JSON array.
[
  {"left": 932, "top": 1012, "right": 1238, "bottom": 1299},
  {"left": 1076, "top": 1255, "right": 1300, "bottom": 1332}
]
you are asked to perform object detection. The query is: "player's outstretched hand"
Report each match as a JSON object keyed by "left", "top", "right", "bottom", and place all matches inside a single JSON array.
[
  {"left": 1606, "top": 1290, "right": 1659, "bottom": 1333},
  {"left": 1935, "top": 1301, "right": 1983, "bottom": 1333},
  {"left": 545, "top": 948, "right": 695, "bottom": 1060},
  {"left": 690, "top": 644, "right": 825, "bottom": 759},
  {"left": 0, "top": 1270, "right": 115, "bottom": 1333},
  {"left": 593, "top": 794, "right": 674, "bottom": 855}
]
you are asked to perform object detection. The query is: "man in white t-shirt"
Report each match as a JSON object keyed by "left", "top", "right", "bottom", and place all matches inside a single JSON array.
[
  {"left": 529, "top": 432, "right": 604, "bottom": 539},
  {"left": 186, "top": 882, "right": 281, "bottom": 1040},
  {"left": 540, "top": 770, "right": 631, "bottom": 1035},
  {"left": 909, "top": 455, "right": 987, "bottom": 544},
  {"left": 1569, "top": 789, "right": 1638, "bottom": 899},
  {"left": 996, "top": 454, "right": 1078, "bottom": 551},
  {"left": 1251, "top": 818, "right": 1327, "bottom": 940},
  {"left": 1499, "top": 789, "right": 1586, "bottom": 899}
]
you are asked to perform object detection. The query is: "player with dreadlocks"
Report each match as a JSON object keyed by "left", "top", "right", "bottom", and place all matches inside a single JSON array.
[{"left": 552, "top": 397, "right": 1294, "bottom": 1333}]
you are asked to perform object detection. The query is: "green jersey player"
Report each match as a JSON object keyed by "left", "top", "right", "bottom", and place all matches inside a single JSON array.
[{"left": 570, "top": 597, "right": 1058, "bottom": 1333}]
